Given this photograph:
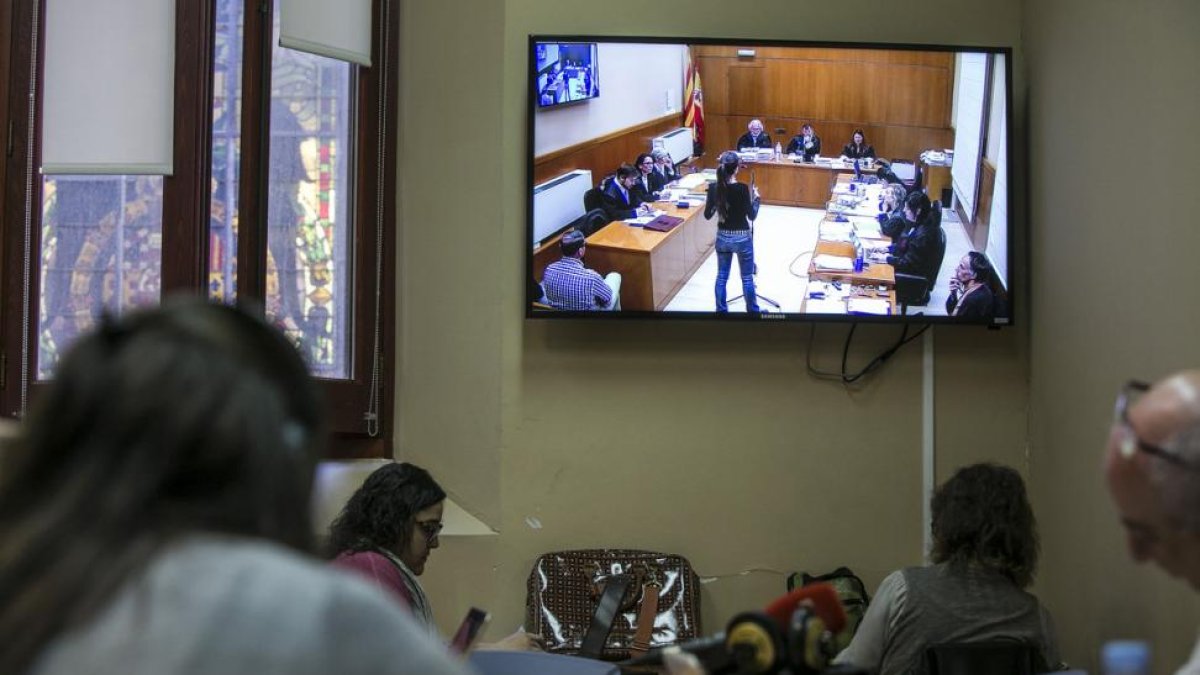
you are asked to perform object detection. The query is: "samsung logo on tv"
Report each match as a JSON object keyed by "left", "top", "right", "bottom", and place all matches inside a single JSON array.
[{"left": 759, "top": 314, "right": 785, "bottom": 320}]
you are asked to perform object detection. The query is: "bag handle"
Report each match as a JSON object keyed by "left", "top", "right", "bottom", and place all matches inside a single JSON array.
[
  {"left": 579, "top": 576, "right": 632, "bottom": 659},
  {"left": 629, "top": 576, "right": 662, "bottom": 656}
]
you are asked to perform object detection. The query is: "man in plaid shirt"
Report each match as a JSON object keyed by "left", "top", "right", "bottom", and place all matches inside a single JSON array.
[{"left": 542, "top": 229, "right": 621, "bottom": 311}]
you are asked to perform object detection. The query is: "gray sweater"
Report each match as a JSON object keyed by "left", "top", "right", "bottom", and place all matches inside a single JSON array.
[
  {"left": 834, "top": 563, "right": 1060, "bottom": 675},
  {"left": 32, "top": 535, "right": 473, "bottom": 675}
]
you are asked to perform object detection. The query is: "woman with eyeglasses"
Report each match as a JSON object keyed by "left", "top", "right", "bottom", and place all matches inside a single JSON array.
[{"left": 329, "top": 462, "right": 541, "bottom": 650}]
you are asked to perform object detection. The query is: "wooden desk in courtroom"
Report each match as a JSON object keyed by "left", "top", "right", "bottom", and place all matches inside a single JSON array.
[{"left": 581, "top": 202, "right": 715, "bottom": 312}]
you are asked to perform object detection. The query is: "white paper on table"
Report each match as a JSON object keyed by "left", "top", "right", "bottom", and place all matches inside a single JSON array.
[
  {"left": 847, "top": 298, "right": 891, "bottom": 315},
  {"left": 806, "top": 298, "right": 848, "bottom": 314},
  {"left": 812, "top": 254, "right": 854, "bottom": 271}
]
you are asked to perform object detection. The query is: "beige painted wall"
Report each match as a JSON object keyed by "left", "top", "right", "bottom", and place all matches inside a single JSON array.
[
  {"left": 1025, "top": 0, "right": 1200, "bottom": 672},
  {"left": 396, "top": 0, "right": 1032, "bottom": 659}
]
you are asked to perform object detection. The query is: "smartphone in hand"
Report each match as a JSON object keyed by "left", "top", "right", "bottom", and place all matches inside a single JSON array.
[{"left": 449, "top": 607, "right": 490, "bottom": 654}]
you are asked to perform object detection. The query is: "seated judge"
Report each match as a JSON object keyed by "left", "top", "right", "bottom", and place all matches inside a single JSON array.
[
  {"left": 330, "top": 462, "right": 541, "bottom": 651},
  {"left": 633, "top": 152, "right": 664, "bottom": 202},
  {"left": 785, "top": 123, "right": 822, "bottom": 161},
  {"left": 602, "top": 164, "right": 652, "bottom": 221},
  {"left": 946, "top": 252, "right": 998, "bottom": 319},
  {"left": 539, "top": 228, "right": 622, "bottom": 311},
  {"left": 840, "top": 128, "right": 877, "bottom": 161},
  {"left": 736, "top": 119, "right": 773, "bottom": 150},
  {"left": 651, "top": 147, "right": 680, "bottom": 185},
  {"left": 886, "top": 192, "right": 941, "bottom": 283},
  {"left": 833, "top": 463, "right": 1061, "bottom": 674}
]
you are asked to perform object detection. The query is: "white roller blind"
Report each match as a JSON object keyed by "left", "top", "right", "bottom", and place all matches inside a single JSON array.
[
  {"left": 951, "top": 52, "right": 988, "bottom": 223},
  {"left": 280, "top": 0, "right": 372, "bottom": 67},
  {"left": 42, "top": 0, "right": 175, "bottom": 175}
]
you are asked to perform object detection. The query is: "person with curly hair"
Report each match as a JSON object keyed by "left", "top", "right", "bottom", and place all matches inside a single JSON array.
[
  {"left": 834, "top": 463, "right": 1062, "bottom": 674},
  {"left": 329, "top": 462, "right": 540, "bottom": 650}
]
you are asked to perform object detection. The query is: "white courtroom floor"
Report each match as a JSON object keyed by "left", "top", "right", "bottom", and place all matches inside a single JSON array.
[{"left": 663, "top": 204, "right": 974, "bottom": 316}]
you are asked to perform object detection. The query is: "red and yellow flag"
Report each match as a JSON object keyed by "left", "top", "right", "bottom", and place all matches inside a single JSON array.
[{"left": 683, "top": 47, "right": 705, "bottom": 155}]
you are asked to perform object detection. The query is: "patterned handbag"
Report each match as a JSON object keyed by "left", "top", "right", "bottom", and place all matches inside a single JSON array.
[{"left": 525, "top": 549, "right": 702, "bottom": 661}]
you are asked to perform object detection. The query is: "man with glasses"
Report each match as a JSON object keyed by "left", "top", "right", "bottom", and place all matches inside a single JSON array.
[{"left": 1104, "top": 372, "right": 1200, "bottom": 673}]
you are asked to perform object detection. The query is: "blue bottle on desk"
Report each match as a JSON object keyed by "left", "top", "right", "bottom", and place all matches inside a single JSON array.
[{"left": 851, "top": 232, "right": 865, "bottom": 273}]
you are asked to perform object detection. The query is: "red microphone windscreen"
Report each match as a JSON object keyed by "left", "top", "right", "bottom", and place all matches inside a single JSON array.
[{"left": 763, "top": 583, "right": 847, "bottom": 634}]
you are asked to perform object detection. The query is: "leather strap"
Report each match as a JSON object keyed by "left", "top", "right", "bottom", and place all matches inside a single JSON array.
[
  {"left": 580, "top": 576, "right": 632, "bottom": 659},
  {"left": 629, "top": 582, "right": 661, "bottom": 655}
]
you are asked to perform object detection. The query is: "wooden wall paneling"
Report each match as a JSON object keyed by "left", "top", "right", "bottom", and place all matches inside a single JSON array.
[
  {"left": 697, "top": 56, "right": 729, "bottom": 115},
  {"left": 727, "top": 65, "right": 765, "bottom": 117},
  {"left": 533, "top": 114, "right": 681, "bottom": 186},
  {"left": 691, "top": 45, "right": 954, "bottom": 69}
]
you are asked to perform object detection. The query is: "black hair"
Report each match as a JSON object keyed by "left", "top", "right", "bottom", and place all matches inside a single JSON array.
[
  {"left": 0, "top": 297, "right": 323, "bottom": 673},
  {"left": 965, "top": 251, "right": 993, "bottom": 281},
  {"left": 715, "top": 151, "right": 741, "bottom": 221},
  {"left": 930, "top": 463, "right": 1039, "bottom": 588},
  {"left": 616, "top": 164, "right": 640, "bottom": 181},
  {"left": 905, "top": 191, "right": 932, "bottom": 223},
  {"left": 635, "top": 152, "right": 654, "bottom": 170},
  {"left": 559, "top": 228, "right": 586, "bottom": 257},
  {"left": 852, "top": 128, "right": 866, "bottom": 143},
  {"left": 327, "top": 462, "right": 446, "bottom": 557}
]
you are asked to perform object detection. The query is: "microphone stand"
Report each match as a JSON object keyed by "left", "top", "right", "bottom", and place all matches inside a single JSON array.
[{"left": 727, "top": 168, "right": 781, "bottom": 311}]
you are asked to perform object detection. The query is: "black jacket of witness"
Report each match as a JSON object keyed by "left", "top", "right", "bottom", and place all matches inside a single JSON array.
[
  {"left": 736, "top": 132, "right": 773, "bottom": 150},
  {"left": 887, "top": 219, "right": 941, "bottom": 279},
  {"left": 946, "top": 285, "right": 995, "bottom": 318},
  {"left": 704, "top": 182, "right": 760, "bottom": 231},
  {"left": 785, "top": 134, "right": 822, "bottom": 158},
  {"left": 841, "top": 142, "right": 877, "bottom": 160}
]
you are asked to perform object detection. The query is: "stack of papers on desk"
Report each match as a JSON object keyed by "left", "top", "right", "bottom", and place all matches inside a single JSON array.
[
  {"left": 813, "top": 254, "right": 854, "bottom": 271},
  {"left": 821, "top": 221, "right": 853, "bottom": 238},
  {"left": 848, "top": 298, "right": 890, "bottom": 315},
  {"left": 850, "top": 217, "right": 883, "bottom": 238}
]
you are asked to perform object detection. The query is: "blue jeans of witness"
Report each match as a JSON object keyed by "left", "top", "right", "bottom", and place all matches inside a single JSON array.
[{"left": 715, "top": 230, "right": 758, "bottom": 312}]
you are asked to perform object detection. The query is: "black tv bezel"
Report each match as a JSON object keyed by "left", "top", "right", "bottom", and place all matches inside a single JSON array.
[
  {"left": 525, "top": 35, "right": 1015, "bottom": 327},
  {"left": 534, "top": 41, "right": 601, "bottom": 110}
]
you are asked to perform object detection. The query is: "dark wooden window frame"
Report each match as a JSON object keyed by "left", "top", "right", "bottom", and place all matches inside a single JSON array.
[{"left": 0, "top": 0, "right": 396, "bottom": 458}]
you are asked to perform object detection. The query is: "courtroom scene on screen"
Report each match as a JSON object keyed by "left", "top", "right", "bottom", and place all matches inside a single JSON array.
[{"left": 528, "top": 39, "right": 1011, "bottom": 324}]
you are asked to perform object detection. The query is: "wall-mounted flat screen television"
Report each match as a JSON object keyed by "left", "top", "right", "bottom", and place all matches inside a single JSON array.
[
  {"left": 535, "top": 42, "right": 600, "bottom": 108},
  {"left": 527, "top": 36, "right": 1014, "bottom": 326}
]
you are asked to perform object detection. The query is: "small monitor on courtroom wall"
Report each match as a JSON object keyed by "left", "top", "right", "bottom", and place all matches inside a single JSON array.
[{"left": 526, "top": 36, "right": 1014, "bottom": 327}]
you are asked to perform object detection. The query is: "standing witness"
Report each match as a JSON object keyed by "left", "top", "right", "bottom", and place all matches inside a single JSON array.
[
  {"left": 1104, "top": 372, "right": 1200, "bottom": 673},
  {"left": 0, "top": 298, "right": 468, "bottom": 675},
  {"left": 704, "top": 151, "right": 761, "bottom": 313}
]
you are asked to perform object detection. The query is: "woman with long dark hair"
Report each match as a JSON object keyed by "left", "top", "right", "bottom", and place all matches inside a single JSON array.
[
  {"left": 329, "top": 463, "right": 447, "bottom": 629},
  {"left": 840, "top": 128, "right": 877, "bottom": 161},
  {"left": 704, "top": 151, "right": 762, "bottom": 313},
  {"left": 330, "top": 462, "right": 541, "bottom": 650},
  {"left": 834, "top": 463, "right": 1061, "bottom": 674},
  {"left": 0, "top": 299, "right": 465, "bottom": 674}
]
